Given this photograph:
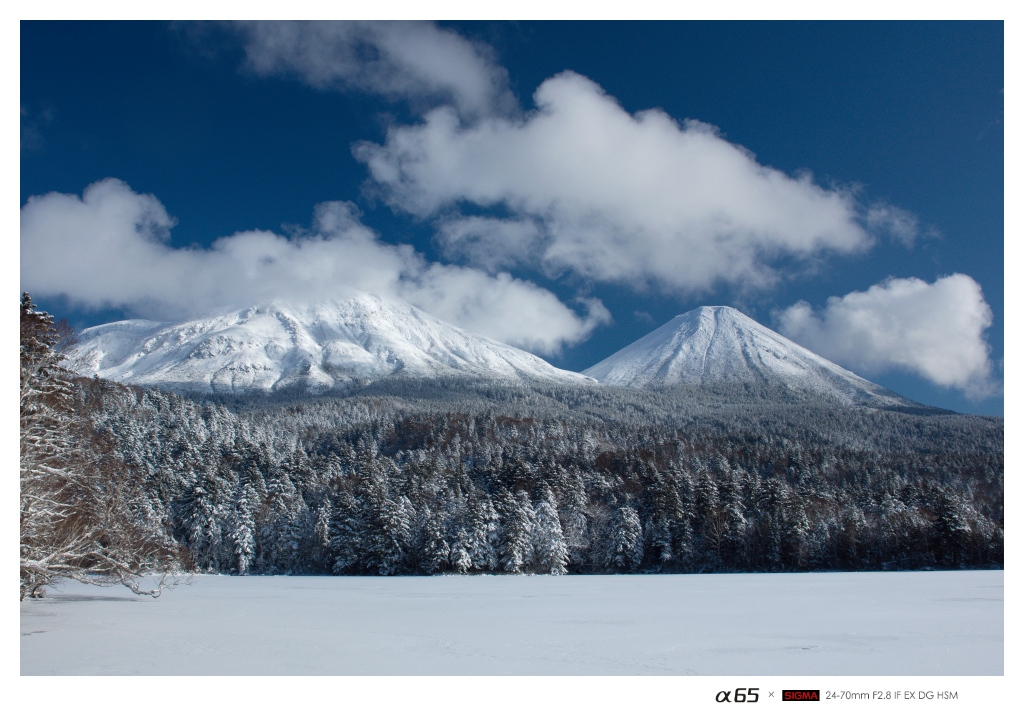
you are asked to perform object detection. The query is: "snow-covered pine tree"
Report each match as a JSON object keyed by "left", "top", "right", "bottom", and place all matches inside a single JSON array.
[
  {"left": 560, "top": 467, "right": 590, "bottom": 568},
  {"left": 177, "top": 467, "right": 224, "bottom": 572},
  {"left": 835, "top": 503, "right": 868, "bottom": 568},
  {"left": 606, "top": 505, "right": 643, "bottom": 573},
  {"left": 228, "top": 478, "right": 258, "bottom": 574},
  {"left": 274, "top": 505, "right": 316, "bottom": 574},
  {"left": 932, "top": 490, "right": 972, "bottom": 567},
  {"left": 497, "top": 488, "right": 534, "bottom": 573},
  {"left": 464, "top": 491, "right": 500, "bottom": 571},
  {"left": 693, "top": 466, "right": 721, "bottom": 567},
  {"left": 720, "top": 470, "right": 748, "bottom": 569},
  {"left": 781, "top": 491, "right": 809, "bottom": 569},
  {"left": 669, "top": 464, "right": 696, "bottom": 569},
  {"left": 357, "top": 450, "right": 413, "bottom": 575},
  {"left": 311, "top": 495, "right": 332, "bottom": 570},
  {"left": 449, "top": 527, "right": 473, "bottom": 574},
  {"left": 645, "top": 468, "right": 684, "bottom": 569},
  {"left": 533, "top": 488, "right": 569, "bottom": 575},
  {"left": 328, "top": 489, "right": 366, "bottom": 574},
  {"left": 419, "top": 508, "right": 451, "bottom": 574}
]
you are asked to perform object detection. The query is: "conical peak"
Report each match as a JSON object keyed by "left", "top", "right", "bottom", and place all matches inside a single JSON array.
[{"left": 585, "top": 303, "right": 910, "bottom": 407}]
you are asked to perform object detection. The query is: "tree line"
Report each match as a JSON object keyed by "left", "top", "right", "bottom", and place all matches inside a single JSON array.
[
  {"left": 20, "top": 295, "right": 1003, "bottom": 596},
  {"left": 84, "top": 367, "right": 1003, "bottom": 578}
]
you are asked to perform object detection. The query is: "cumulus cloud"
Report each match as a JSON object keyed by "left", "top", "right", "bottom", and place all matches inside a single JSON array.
[
  {"left": 776, "top": 275, "right": 996, "bottom": 395},
  {"left": 20, "top": 178, "right": 607, "bottom": 354},
  {"left": 355, "top": 71, "right": 875, "bottom": 296},
  {"left": 232, "top": 21, "right": 516, "bottom": 120}
]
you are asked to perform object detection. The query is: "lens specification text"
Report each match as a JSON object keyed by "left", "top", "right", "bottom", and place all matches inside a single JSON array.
[{"left": 825, "top": 691, "right": 958, "bottom": 701}]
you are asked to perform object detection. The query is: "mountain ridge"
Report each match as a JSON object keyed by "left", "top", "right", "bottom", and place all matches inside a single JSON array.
[
  {"left": 72, "top": 299, "right": 920, "bottom": 410},
  {"left": 69, "top": 294, "right": 594, "bottom": 395}
]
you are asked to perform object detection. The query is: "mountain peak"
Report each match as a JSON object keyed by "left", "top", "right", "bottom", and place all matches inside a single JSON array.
[
  {"left": 676, "top": 304, "right": 753, "bottom": 322},
  {"left": 69, "top": 293, "right": 593, "bottom": 395},
  {"left": 584, "top": 306, "right": 912, "bottom": 407}
]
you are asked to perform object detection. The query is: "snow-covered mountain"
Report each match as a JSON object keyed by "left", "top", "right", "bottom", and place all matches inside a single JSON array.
[
  {"left": 69, "top": 294, "right": 593, "bottom": 395},
  {"left": 584, "top": 306, "right": 913, "bottom": 407}
]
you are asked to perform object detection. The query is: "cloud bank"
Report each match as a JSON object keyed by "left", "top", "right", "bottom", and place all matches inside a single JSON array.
[
  {"left": 776, "top": 274, "right": 996, "bottom": 395},
  {"left": 355, "top": 71, "right": 877, "bottom": 296},
  {"left": 233, "top": 21, "right": 516, "bottom": 120},
  {"left": 20, "top": 179, "right": 606, "bottom": 354}
]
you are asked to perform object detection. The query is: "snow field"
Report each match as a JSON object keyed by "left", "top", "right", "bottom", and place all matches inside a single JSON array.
[{"left": 21, "top": 570, "right": 1001, "bottom": 676}]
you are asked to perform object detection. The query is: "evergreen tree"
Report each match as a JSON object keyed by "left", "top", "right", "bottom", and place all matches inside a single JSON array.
[
  {"left": 720, "top": 471, "right": 747, "bottom": 569},
  {"left": 835, "top": 504, "right": 868, "bottom": 568},
  {"left": 932, "top": 490, "right": 971, "bottom": 567},
  {"left": 781, "top": 491, "right": 809, "bottom": 569},
  {"left": 178, "top": 468, "right": 224, "bottom": 572},
  {"left": 465, "top": 492, "right": 500, "bottom": 571},
  {"left": 309, "top": 494, "right": 333, "bottom": 570},
  {"left": 560, "top": 467, "right": 591, "bottom": 566},
  {"left": 606, "top": 505, "right": 643, "bottom": 573},
  {"left": 671, "top": 465, "right": 696, "bottom": 569},
  {"left": 366, "top": 491, "right": 413, "bottom": 575},
  {"left": 693, "top": 467, "right": 722, "bottom": 567},
  {"left": 329, "top": 490, "right": 366, "bottom": 574},
  {"left": 449, "top": 527, "right": 473, "bottom": 574},
  {"left": 533, "top": 488, "right": 569, "bottom": 575},
  {"left": 228, "top": 479, "right": 257, "bottom": 574},
  {"left": 759, "top": 477, "right": 787, "bottom": 570},
  {"left": 420, "top": 508, "right": 451, "bottom": 574},
  {"left": 497, "top": 488, "right": 533, "bottom": 573}
]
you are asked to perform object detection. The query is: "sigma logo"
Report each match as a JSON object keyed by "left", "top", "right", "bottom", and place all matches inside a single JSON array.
[{"left": 782, "top": 690, "right": 820, "bottom": 701}]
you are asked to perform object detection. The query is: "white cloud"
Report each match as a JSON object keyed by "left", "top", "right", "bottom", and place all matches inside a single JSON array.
[
  {"left": 776, "top": 275, "right": 996, "bottom": 396},
  {"left": 20, "top": 178, "right": 606, "bottom": 355},
  {"left": 233, "top": 21, "right": 516, "bottom": 120},
  {"left": 355, "top": 71, "right": 875, "bottom": 296},
  {"left": 436, "top": 215, "right": 544, "bottom": 272},
  {"left": 398, "top": 267, "right": 610, "bottom": 355},
  {"left": 866, "top": 202, "right": 921, "bottom": 247}
]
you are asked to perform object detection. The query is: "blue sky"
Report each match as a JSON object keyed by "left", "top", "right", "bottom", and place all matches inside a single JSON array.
[{"left": 20, "top": 20, "right": 1003, "bottom": 415}]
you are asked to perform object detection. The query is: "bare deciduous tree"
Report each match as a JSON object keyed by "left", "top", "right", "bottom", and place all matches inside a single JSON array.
[{"left": 20, "top": 293, "right": 181, "bottom": 599}]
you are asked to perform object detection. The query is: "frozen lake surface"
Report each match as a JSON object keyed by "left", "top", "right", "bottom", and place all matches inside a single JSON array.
[{"left": 20, "top": 570, "right": 1002, "bottom": 675}]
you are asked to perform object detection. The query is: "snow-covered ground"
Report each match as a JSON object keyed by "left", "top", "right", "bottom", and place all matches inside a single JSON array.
[{"left": 20, "top": 571, "right": 1002, "bottom": 676}]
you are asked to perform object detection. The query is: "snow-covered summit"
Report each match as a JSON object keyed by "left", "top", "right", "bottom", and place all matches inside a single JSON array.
[
  {"left": 583, "top": 306, "right": 912, "bottom": 407},
  {"left": 69, "top": 294, "right": 593, "bottom": 395}
]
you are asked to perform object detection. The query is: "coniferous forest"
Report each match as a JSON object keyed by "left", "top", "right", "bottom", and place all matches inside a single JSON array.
[{"left": 21, "top": 296, "right": 1003, "bottom": 597}]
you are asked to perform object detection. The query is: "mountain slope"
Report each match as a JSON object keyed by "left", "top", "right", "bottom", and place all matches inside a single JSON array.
[
  {"left": 583, "top": 306, "right": 914, "bottom": 407},
  {"left": 69, "top": 294, "right": 593, "bottom": 395}
]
